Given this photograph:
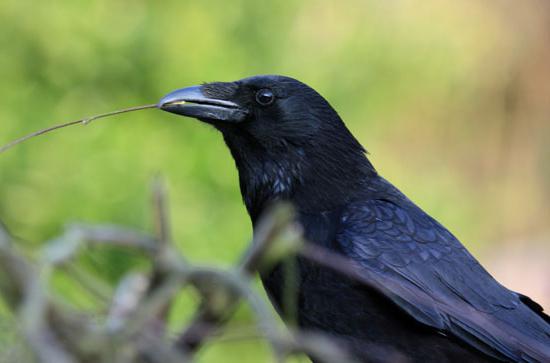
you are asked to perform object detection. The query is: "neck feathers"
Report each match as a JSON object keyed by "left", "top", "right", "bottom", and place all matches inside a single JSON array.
[{"left": 224, "top": 132, "right": 376, "bottom": 221}]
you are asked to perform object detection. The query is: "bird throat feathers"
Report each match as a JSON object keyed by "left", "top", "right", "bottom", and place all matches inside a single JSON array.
[{"left": 221, "top": 130, "right": 377, "bottom": 221}]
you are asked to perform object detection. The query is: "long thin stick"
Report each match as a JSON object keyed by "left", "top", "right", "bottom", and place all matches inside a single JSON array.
[{"left": 0, "top": 104, "right": 158, "bottom": 154}]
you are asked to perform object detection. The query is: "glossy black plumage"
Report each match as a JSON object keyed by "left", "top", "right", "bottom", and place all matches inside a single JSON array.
[{"left": 159, "top": 75, "right": 550, "bottom": 362}]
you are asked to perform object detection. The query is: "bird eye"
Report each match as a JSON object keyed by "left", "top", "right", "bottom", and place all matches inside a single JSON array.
[{"left": 255, "top": 89, "right": 275, "bottom": 106}]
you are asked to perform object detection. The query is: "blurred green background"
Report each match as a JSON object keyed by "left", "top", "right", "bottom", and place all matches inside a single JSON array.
[{"left": 0, "top": 0, "right": 549, "bottom": 361}]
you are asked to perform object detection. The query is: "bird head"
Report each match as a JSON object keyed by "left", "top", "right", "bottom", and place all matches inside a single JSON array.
[
  {"left": 159, "top": 75, "right": 343, "bottom": 143},
  {"left": 159, "top": 75, "right": 376, "bottom": 219}
]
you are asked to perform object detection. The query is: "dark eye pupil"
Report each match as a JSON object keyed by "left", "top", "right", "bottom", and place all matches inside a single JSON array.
[{"left": 256, "top": 89, "right": 274, "bottom": 105}]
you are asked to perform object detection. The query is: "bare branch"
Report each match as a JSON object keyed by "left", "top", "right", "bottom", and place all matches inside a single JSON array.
[
  {"left": 106, "top": 272, "right": 151, "bottom": 332},
  {"left": 0, "top": 224, "right": 33, "bottom": 309},
  {"left": 0, "top": 104, "right": 157, "bottom": 155},
  {"left": 0, "top": 198, "right": 407, "bottom": 363},
  {"left": 176, "top": 202, "right": 301, "bottom": 357},
  {"left": 151, "top": 175, "right": 172, "bottom": 246},
  {"left": 42, "top": 224, "right": 157, "bottom": 266},
  {"left": 19, "top": 266, "right": 77, "bottom": 363}
]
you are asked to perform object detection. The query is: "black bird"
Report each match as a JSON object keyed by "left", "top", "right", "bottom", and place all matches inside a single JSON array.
[{"left": 158, "top": 75, "right": 550, "bottom": 362}]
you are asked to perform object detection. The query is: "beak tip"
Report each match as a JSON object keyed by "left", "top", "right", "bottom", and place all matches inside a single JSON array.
[
  {"left": 157, "top": 96, "right": 175, "bottom": 110},
  {"left": 158, "top": 85, "right": 204, "bottom": 111}
]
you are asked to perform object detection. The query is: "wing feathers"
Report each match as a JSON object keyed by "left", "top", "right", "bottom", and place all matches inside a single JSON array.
[{"left": 337, "top": 197, "right": 550, "bottom": 361}]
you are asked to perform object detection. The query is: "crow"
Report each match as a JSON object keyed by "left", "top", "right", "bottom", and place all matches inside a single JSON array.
[{"left": 158, "top": 75, "right": 550, "bottom": 362}]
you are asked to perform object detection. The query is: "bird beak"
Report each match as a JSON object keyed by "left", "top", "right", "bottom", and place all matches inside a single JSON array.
[{"left": 158, "top": 85, "right": 248, "bottom": 123}]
